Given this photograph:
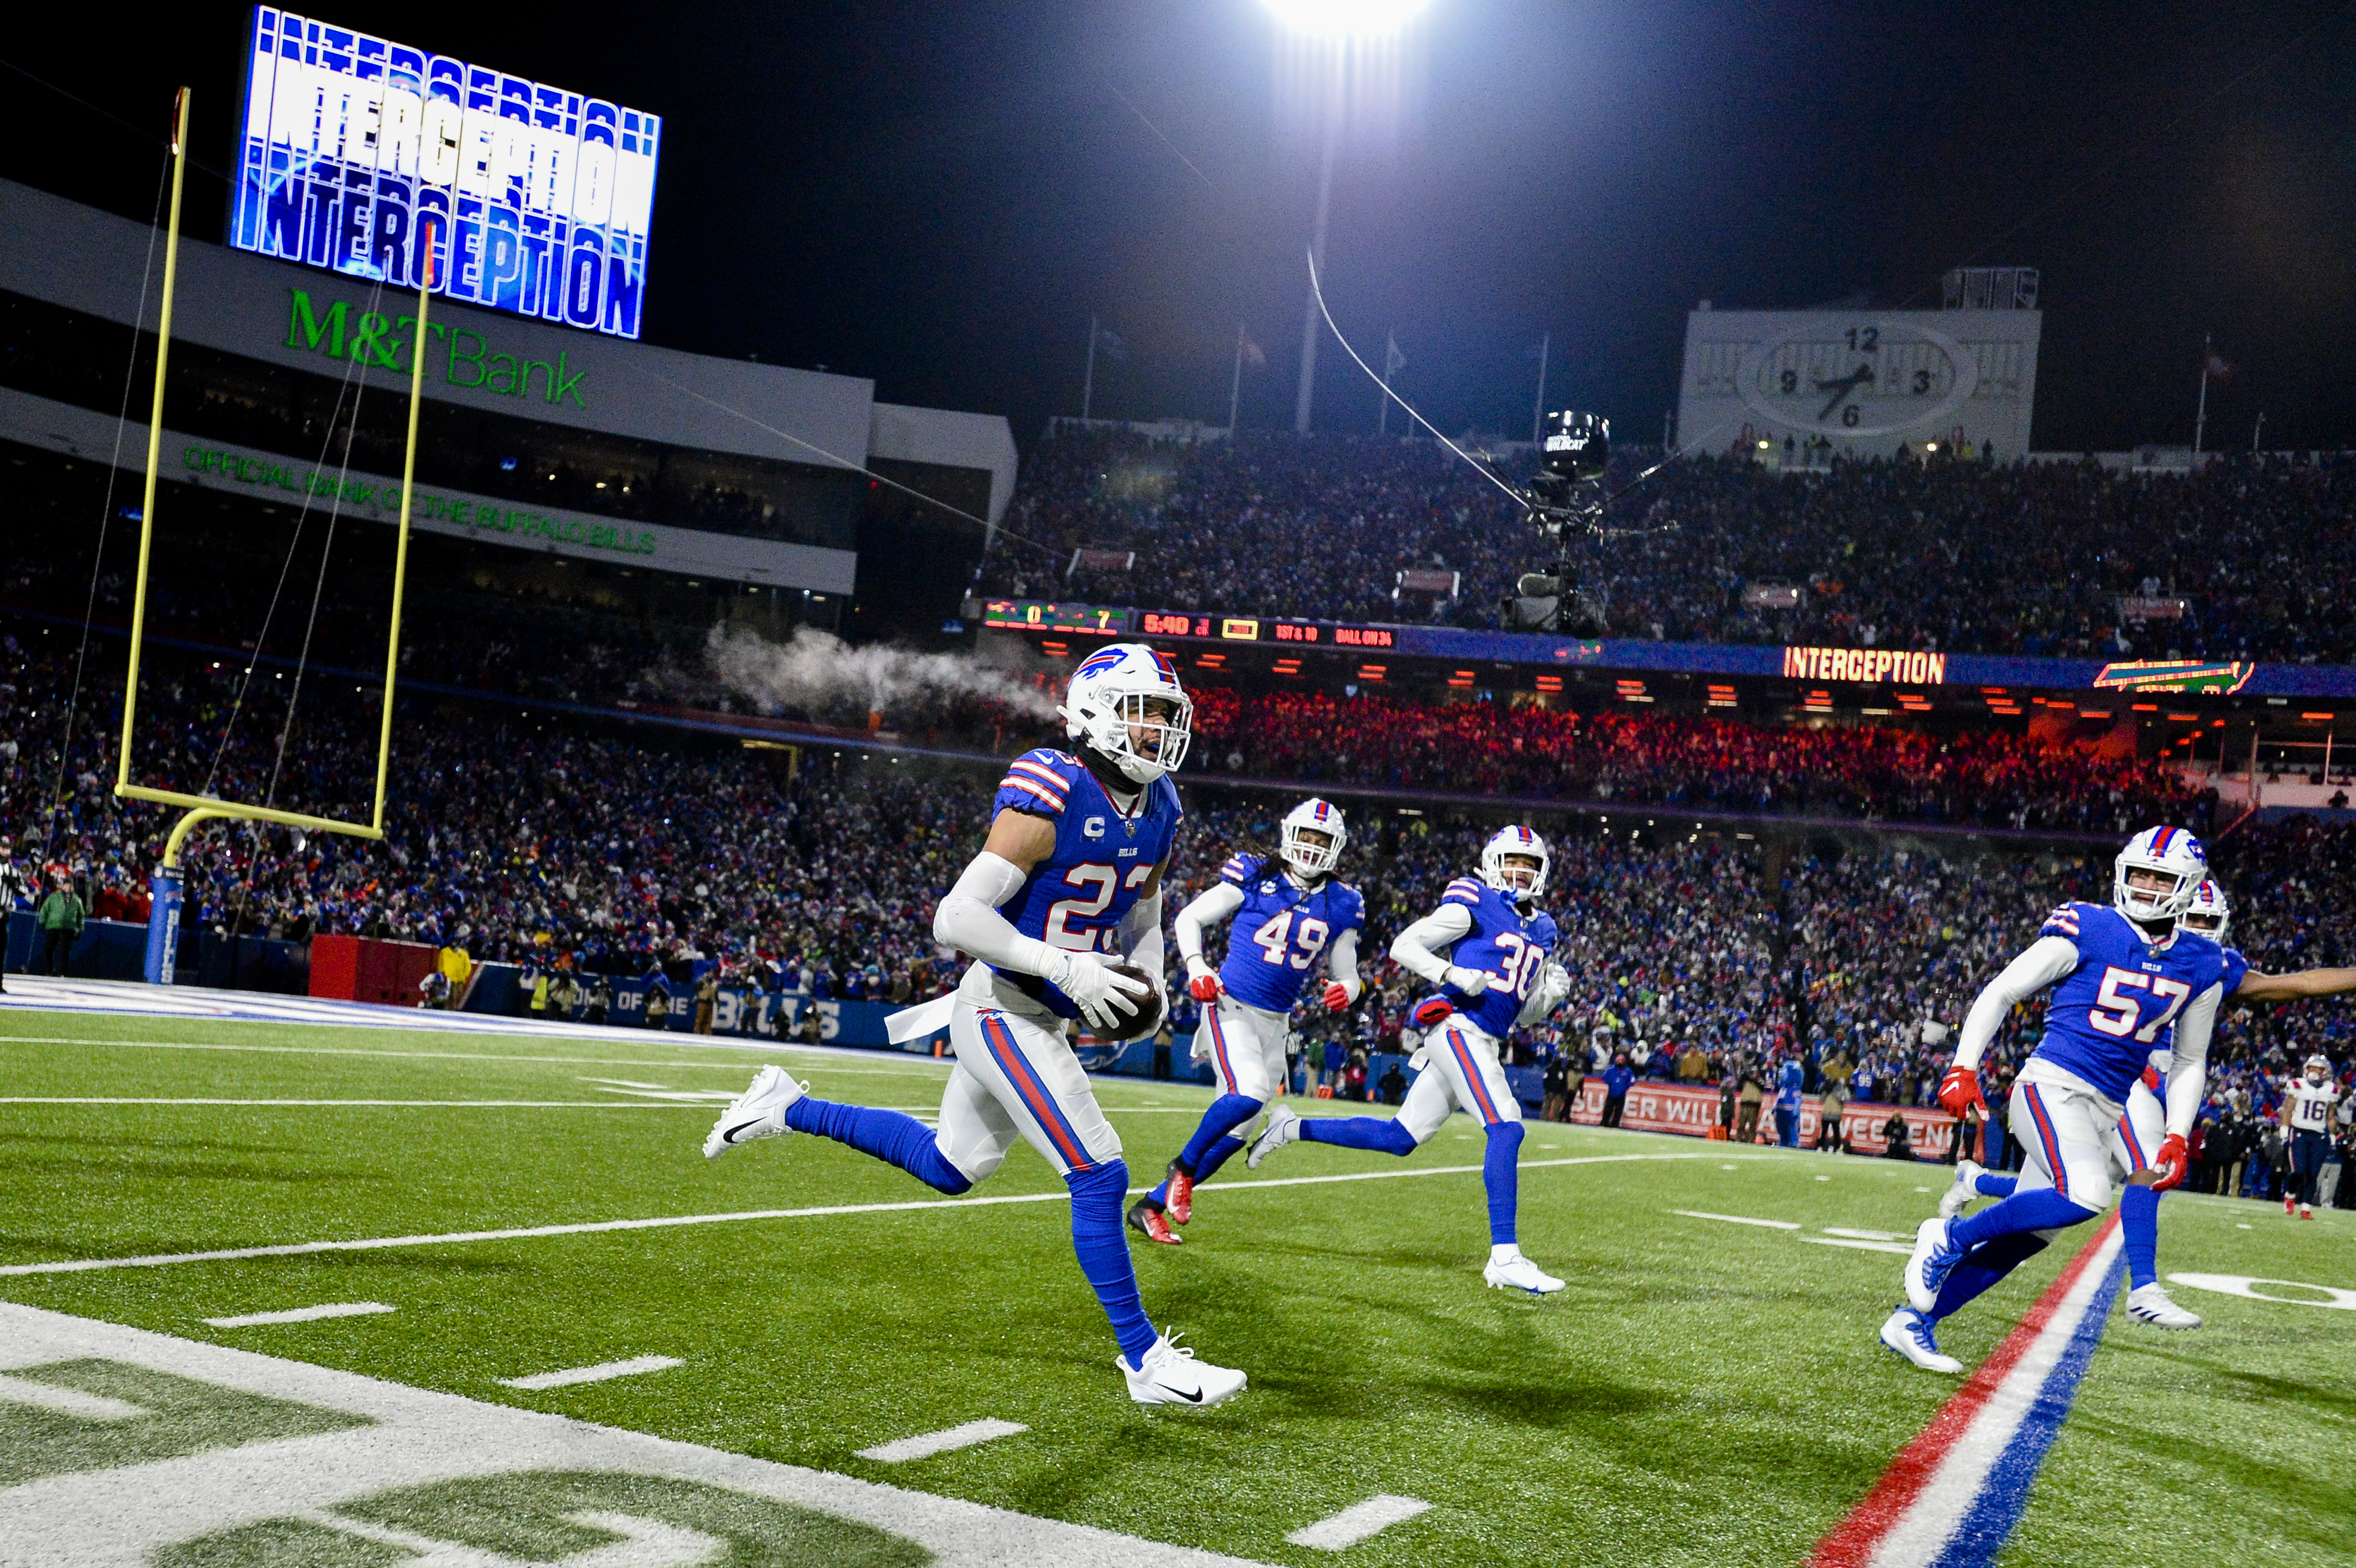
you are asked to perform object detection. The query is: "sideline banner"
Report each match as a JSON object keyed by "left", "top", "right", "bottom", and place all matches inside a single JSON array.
[{"left": 1568, "top": 1079, "right": 1959, "bottom": 1159}]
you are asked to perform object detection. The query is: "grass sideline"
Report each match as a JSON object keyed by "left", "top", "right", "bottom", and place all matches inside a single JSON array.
[{"left": 1, "top": 1009, "right": 2351, "bottom": 1566}]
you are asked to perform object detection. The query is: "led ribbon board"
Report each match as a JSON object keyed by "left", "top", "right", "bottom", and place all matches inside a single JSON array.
[{"left": 232, "top": 8, "right": 660, "bottom": 338}]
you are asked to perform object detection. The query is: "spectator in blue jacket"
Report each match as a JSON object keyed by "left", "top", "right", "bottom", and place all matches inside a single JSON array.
[
  {"left": 1776, "top": 1056, "right": 1805, "bottom": 1146},
  {"left": 1601, "top": 1054, "right": 1635, "bottom": 1129}
]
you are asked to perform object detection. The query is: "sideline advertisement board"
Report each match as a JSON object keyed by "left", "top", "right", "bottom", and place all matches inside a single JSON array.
[
  {"left": 232, "top": 8, "right": 660, "bottom": 338},
  {"left": 1567, "top": 1078, "right": 1960, "bottom": 1160}
]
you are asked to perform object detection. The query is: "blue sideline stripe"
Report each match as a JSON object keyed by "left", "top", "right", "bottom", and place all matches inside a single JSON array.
[{"left": 1926, "top": 1249, "right": 2130, "bottom": 1568}]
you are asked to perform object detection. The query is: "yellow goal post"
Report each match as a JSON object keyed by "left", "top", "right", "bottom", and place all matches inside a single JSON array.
[{"left": 112, "top": 88, "right": 427, "bottom": 874}]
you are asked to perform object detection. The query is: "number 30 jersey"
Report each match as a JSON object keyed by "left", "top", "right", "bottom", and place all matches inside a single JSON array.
[
  {"left": 2031, "top": 901, "right": 2242, "bottom": 1104},
  {"left": 1431, "top": 877, "right": 1560, "bottom": 1040},
  {"left": 1214, "top": 853, "right": 1365, "bottom": 1013},
  {"left": 989, "top": 748, "right": 1184, "bottom": 1020}
]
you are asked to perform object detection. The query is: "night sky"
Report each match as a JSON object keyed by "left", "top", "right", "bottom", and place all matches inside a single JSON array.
[{"left": 8, "top": 1, "right": 2354, "bottom": 454}]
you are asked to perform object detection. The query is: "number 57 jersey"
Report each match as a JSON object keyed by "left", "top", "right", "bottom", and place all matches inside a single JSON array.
[
  {"left": 1215, "top": 854, "right": 1365, "bottom": 1012},
  {"left": 2032, "top": 901, "right": 2242, "bottom": 1104}
]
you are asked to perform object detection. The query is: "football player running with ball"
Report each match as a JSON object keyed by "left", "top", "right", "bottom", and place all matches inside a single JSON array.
[
  {"left": 1886, "top": 828, "right": 2235, "bottom": 1373},
  {"left": 701, "top": 644, "right": 1247, "bottom": 1407},
  {"left": 1935, "top": 877, "right": 2356, "bottom": 1330},
  {"left": 1128, "top": 798, "right": 1365, "bottom": 1246},
  {"left": 1246, "top": 825, "right": 1573, "bottom": 1294}
]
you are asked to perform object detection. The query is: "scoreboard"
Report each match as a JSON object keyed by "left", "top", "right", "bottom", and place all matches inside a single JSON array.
[
  {"left": 1677, "top": 305, "right": 2040, "bottom": 459},
  {"left": 986, "top": 601, "right": 1397, "bottom": 650}
]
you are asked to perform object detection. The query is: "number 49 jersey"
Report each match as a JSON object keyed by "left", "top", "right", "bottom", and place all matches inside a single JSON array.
[
  {"left": 1433, "top": 877, "right": 1560, "bottom": 1039},
  {"left": 989, "top": 748, "right": 1183, "bottom": 1019},
  {"left": 2032, "top": 901, "right": 2244, "bottom": 1104},
  {"left": 1215, "top": 853, "right": 1364, "bottom": 1012}
]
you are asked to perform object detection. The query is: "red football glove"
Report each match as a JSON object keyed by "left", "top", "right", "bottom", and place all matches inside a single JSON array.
[
  {"left": 1937, "top": 1065, "right": 1985, "bottom": 1119},
  {"left": 1412, "top": 996, "right": 1455, "bottom": 1027},
  {"left": 1188, "top": 972, "right": 1221, "bottom": 1003},
  {"left": 1322, "top": 981, "right": 1352, "bottom": 1012},
  {"left": 2149, "top": 1133, "right": 2189, "bottom": 1192}
]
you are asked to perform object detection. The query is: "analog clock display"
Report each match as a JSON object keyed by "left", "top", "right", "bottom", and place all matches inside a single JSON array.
[{"left": 1735, "top": 320, "right": 1980, "bottom": 437}]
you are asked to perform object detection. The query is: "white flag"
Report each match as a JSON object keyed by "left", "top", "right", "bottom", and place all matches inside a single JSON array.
[{"left": 1384, "top": 332, "right": 1407, "bottom": 378}]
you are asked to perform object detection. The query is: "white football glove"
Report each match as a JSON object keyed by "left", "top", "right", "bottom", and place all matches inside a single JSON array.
[
  {"left": 1530, "top": 960, "right": 1572, "bottom": 1015},
  {"left": 1043, "top": 948, "right": 1152, "bottom": 1032},
  {"left": 1442, "top": 964, "right": 1493, "bottom": 997}
]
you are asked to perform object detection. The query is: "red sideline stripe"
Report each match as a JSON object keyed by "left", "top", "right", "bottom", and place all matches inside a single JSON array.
[{"left": 1807, "top": 1212, "right": 2122, "bottom": 1568}]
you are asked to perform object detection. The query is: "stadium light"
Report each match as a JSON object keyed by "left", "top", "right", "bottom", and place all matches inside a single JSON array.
[{"left": 1264, "top": 0, "right": 1431, "bottom": 38}]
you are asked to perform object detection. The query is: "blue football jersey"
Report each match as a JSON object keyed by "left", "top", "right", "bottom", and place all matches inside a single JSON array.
[
  {"left": 1214, "top": 853, "right": 1365, "bottom": 1012},
  {"left": 986, "top": 749, "right": 1181, "bottom": 1019},
  {"left": 1427, "top": 877, "right": 1559, "bottom": 1039},
  {"left": 2029, "top": 901, "right": 2240, "bottom": 1103}
]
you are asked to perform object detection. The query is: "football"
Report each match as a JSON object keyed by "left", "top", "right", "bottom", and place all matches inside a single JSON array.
[{"left": 1102, "top": 962, "right": 1165, "bottom": 1040}]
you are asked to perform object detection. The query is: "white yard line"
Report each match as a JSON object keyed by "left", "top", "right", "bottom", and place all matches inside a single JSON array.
[
  {"left": 0, "top": 1371, "right": 146, "bottom": 1420},
  {"left": 856, "top": 1418, "right": 1029, "bottom": 1463},
  {"left": 497, "top": 1353, "right": 682, "bottom": 1391},
  {"left": 1670, "top": 1209, "right": 1801, "bottom": 1230},
  {"left": 1, "top": 1152, "right": 1736, "bottom": 1278},
  {"left": 202, "top": 1302, "right": 397, "bottom": 1328},
  {"left": 1802, "top": 1236, "right": 1916, "bottom": 1255},
  {"left": 0, "top": 1034, "right": 952, "bottom": 1077},
  {"left": 1286, "top": 1495, "right": 1433, "bottom": 1551}
]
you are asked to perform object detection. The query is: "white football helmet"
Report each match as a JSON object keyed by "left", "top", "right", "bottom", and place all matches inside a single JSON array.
[
  {"left": 2113, "top": 826, "right": 2207, "bottom": 925},
  {"left": 1479, "top": 825, "right": 1550, "bottom": 904},
  {"left": 1058, "top": 642, "right": 1191, "bottom": 785},
  {"left": 1279, "top": 798, "right": 1346, "bottom": 877},
  {"left": 2177, "top": 879, "right": 2230, "bottom": 945},
  {"left": 2307, "top": 1054, "right": 2332, "bottom": 1081}
]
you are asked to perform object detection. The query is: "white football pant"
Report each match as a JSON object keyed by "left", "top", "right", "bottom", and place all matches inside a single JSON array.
[
  {"left": 938, "top": 964, "right": 1123, "bottom": 1183},
  {"left": 1194, "top": 993, "right": 1289, "bottom": 1102},
  {"left": 1396, "top": 1016, "right": 1522, "bottom": 1144},
  {"left": 2106, "top": 1077, "right": 2167, "bottom": 1181},
  {"left": 2008, "top": 1061, "right": 2119, "bottom": 1217}
]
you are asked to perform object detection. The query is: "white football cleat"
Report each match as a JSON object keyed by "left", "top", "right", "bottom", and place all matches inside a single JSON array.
[
  {"left": 1483, "top": 1250, "right": 1565, "bottom": 1295},
  {"left": 1879, "top": 1307, "right": 1963, "bottom": 1374},
  {"left": 1246, "top": 1105, "right": 1301, "bottom": 1169},
  {"left": 2125, "top": 1282, "right": 2201, "bottom": 1328},
  {"left": 1121, "top": 1331, "right": 1246, "bottom": 1407},
  {"left": 703, "top": 1065, "right": 805, "bottom": 1159},
  {"left": 1903, "top": 1215, "right": 1960, "bottom": 1315},
  {"left": 1940, "top": 1159, "right": 1987, "bottom": 1220}
]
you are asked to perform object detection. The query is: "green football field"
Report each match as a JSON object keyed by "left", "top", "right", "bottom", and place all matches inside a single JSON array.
[{"left": 1, "top": 1006, "right": 2351, "bottom": 1566}]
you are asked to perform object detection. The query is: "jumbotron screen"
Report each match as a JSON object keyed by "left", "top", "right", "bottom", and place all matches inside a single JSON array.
[
  {"left": 232, "top": 8, "right": 661, "bottom": 338},
  {"left": 986, "top": 601, "right": 1401, "bottom": 648}
]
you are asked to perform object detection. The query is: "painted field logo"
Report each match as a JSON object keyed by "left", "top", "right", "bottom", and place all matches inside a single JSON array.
[
  {"left": 2092, "top": 659, "right": 2255, "bottom": 695},
  {"left": 160, "top": 1470, "right": 930, "bottom": 1567}
]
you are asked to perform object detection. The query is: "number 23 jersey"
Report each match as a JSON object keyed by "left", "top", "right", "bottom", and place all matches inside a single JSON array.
[
  {"left": 1214, "top": 853, "right": 1364, "bottom": 1012},
  {"left": 2032, "top": 901, "right": 2243, "bottom": 1104},
  {"left": 1433, "top": 877, "right": 1560, "bottom": 1039},
  {"left": 989, "top": 748, "right": 1182, "bottom": 1020}
]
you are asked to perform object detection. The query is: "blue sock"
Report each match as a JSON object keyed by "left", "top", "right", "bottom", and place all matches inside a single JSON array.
[
  {"left": 1948, "top": 1186, "right": 2100, "bottom": 1251},
  {"left": 783, "top": 1097, "right": 970, "bottom": 1195},
  {"left": 1926, "top": 1231, "right": 2049, "bottom": 1323},
  {"left": 1975, "top": 1171, "right": 2018, "bottom": 1199},
  {"left": 2120, "top": 1183, "right": 2161, "bottom": 1290},
  {"left": 1192, "top": 1134, "right": 1246, "bottom": 1183},
  {"left": 1179, "top": 1094, "right": 1264, "bottom": 1172},
  {"left": 1300, "top": 1115, "right": 1420, "bottom": 1156},
  {"left": 1484, "top": 1121, "right": 1524, "bottom": 1245},
  {"left": 1065, "top": 1160, "right": 1159, "bottom": 1367}
]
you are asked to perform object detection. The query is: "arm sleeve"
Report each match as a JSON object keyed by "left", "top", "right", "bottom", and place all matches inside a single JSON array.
[
  {"left": 1390, "top": 902, "right": 1473, "bottom": 985},
  {"left": 931, "top": 852, "right": 1053, "bottom": 976},
  {"left": 1174, "top": 881, "right": 1245, "bottom": 972},
  {"left": 1954, "top": 935, "right": 2080, "bottom": 1070},
  {"left": 2164, "top": 983, "right": 2220, "bottom": 1138},
  {"left": 1119, "top": 886, "right": 1165, "bottom": 989},
  {"left": 1326, "top": 926, "right": 1364, "bottom": 1002}
]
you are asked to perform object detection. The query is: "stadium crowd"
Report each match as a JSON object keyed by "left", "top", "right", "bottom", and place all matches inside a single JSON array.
[
  {"left": 1190, "top": 688, "right": 2210, "bottom": 832},
  {"left": 995, "top": 429, "right": 2356, "bottom": 663}
]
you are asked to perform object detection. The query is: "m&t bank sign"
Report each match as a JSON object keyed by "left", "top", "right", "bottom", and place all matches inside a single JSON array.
[{"left": 231, "top": 8, "right": 660, "bottom": 338}]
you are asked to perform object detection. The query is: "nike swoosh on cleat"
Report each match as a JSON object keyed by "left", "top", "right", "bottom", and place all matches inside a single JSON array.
[
  {"left": 721, "top": 1120, "right": 764, "bottom": 1144},
  {"left": 1161, "top": 1384, "right": 1205, "bottom": 1402}
]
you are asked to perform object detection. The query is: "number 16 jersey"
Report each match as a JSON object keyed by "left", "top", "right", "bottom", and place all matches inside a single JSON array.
[
  {"left": 1215, "top": 853, "right": 1364, "bottom": 1013},
  {"left": 2030, "top": 901, "right": 2242, "bottom": 1104}
]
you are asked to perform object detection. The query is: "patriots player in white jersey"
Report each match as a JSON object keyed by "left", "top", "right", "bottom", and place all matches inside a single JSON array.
[
  {"left": 2283, "top": 1051, "right": 2342, "bottom": 1218},
  {"left": 1884, "top": 827, "right": 2236, "bottom": 1373},
  {"left": 1937, "top": 877, "right": 2356, "bottom": 1329},
  {"left": 1128, "top": 798, "right": 1365, "bottom": 1247},
  {"left": 701, "top": 644, "right": 1247, "bottom": 1407},
  {"left": 1246, "top": 825, "right": 1574, "bottom": 1294}
]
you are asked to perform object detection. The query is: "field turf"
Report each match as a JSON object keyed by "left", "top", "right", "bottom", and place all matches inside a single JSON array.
[{"left": 1, "top": 1006, "right": 2351, "bottom": 1565}]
